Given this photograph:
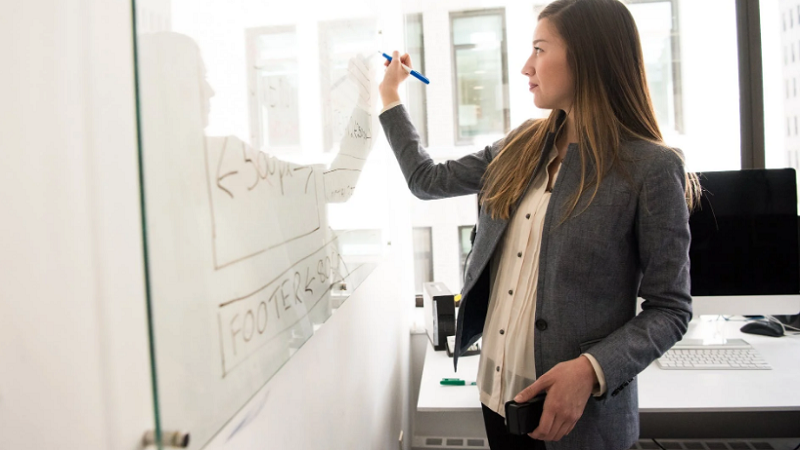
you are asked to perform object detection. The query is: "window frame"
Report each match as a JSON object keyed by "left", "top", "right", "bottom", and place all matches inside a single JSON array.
[
  {"left": 449, "top": 8, "right": 511, "bottom": 146},
  {"left": 412, "top": 227, "right": 434, "bottom": 295},
  {"left": 405, "top": 13, "right": 429, "bottom": 147},
  {"left": 737, "top": 0, "right": 765, "bottom": 169}
]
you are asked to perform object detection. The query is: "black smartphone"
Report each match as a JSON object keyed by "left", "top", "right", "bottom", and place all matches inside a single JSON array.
[{"left": 504, "top": 393, "right": 546, "bottom": 435}]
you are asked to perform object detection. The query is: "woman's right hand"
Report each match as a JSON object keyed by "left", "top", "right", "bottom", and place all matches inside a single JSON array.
[{"left": 379, "top": 50, "right": 411, "bottom": 107}]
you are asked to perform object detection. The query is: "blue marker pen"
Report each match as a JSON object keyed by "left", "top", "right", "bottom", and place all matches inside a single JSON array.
[{"left": 381, "top": 52, "right": 430, "bottom": 85}]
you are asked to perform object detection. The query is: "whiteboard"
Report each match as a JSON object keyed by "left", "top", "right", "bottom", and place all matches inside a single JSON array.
[{"left": 135, "top": 18, "right": 383, "bottom": 448}]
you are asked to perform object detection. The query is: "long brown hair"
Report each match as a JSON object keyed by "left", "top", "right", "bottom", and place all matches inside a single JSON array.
[{"left": 481, "top": 0, "right": 700, "bottom": 220}]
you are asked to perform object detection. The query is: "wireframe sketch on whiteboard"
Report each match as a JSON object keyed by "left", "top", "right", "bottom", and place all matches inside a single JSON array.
[{"left": 136, "top": 25, "right": 380, "bottom": 449}]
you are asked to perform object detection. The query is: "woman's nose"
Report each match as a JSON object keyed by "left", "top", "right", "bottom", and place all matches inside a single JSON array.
[
  {"left": 521, "top": 58, "right": 534, "bottom": 76},
  {"left": 521, "top": 64, "right": 533, "bottom": 77}
]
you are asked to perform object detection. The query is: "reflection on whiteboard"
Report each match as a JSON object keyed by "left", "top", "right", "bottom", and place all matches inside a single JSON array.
[
  {"left": 136, "top": 29, "right": 378, "bottom": 449},
  {"left": 248, "top": 28, "right": 302, "bottom": 149},
  {"left": 207, "top": 136, "right": 321, "bottom": 269},
  {"left": 318, "top": 18, "right": 378, "bottom": 152},
  {"left": 263, "top": 75, "right": 300, "bottom": 146},
  {"left": 208, "top": 51, "right": 374, "bottom": 269}
]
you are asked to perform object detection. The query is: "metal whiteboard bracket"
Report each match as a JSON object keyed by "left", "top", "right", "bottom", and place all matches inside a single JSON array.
[{"left": 142, "top": 430, "right": 190, "bottom": 448}]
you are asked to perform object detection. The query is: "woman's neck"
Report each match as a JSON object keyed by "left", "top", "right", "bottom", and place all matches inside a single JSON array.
[{"left": 556, "top": 110, "right": 579, "bottom": 159}]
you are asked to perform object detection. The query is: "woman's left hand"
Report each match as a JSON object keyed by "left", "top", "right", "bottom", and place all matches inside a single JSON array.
[{"left": 513, "top": 356, "right": 598, "bottom": 441}]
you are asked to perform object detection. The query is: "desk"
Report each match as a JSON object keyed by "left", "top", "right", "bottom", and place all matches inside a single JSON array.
[
  {"left": 638, "top": 318, "right": 800, "bottom": 437},
  {"left": 415, "top": 318, "right": 800, "bottom": 444}
]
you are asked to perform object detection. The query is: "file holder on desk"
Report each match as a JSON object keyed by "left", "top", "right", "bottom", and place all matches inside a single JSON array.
[{"left": 423, "top": 282, "right": 455, "bottom": 351}]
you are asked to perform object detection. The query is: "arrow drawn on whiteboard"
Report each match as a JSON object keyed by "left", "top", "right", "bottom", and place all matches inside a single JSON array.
[
  {"left": 292, "top": 166, "right": 314, "bottom": 194},
  {"left": 215, "top": 136, "right": 238, "bottom": 198},
  {"left": 305, "top": 267, "right": 315, "bottom": 295},
  {"left": 305, "top": 169, "right": 314, "bottom": 194}
]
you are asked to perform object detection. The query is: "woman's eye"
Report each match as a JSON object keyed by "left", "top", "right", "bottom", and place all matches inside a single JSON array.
[{"left": 534, "top": 47, "right": 543, "bottom": 55}]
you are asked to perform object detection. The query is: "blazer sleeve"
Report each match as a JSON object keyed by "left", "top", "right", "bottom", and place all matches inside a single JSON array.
[
  {"left": 379, "top": 104, "right": 498, "bottom": 200},
  {"left": 582, "top": 148, "right": 693, "bottom": 399}
]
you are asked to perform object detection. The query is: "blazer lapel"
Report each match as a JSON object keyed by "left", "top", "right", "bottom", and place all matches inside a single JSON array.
[{"left": 462, "top": 112, "right": 568, "bottom": 294}]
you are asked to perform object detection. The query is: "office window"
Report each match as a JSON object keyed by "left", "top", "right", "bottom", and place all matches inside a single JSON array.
[
  {"left": 627, "top": 0, "right": 684, "bottom": 134},
  {"left": 624, "top": 1, "right": 741, "bottom": 171},
  {"left": 246, "top": 27, "right": 301, "bottom": 153},
  {"left": 450, "top": 9, "right": 509, "bottom": 145},
  {"left": 318, "top": 19, "right": 378, "bottom": 152},
  {"left": 405, "top": 13, "right": 429, "bottom": 147},
  {"left": 458, "top": 225, "right": 473, "bottom": 287},
  {"left": 412, "top": 227, "right": 433, "bottom": 294}
]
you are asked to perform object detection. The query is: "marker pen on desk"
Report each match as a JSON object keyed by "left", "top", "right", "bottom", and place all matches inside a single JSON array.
[
  {"left": 440, "top": 378, "right": 476, "bottom": 386},
  {"left": 381, "top": 52, "right": 430, "bottom": 84}
]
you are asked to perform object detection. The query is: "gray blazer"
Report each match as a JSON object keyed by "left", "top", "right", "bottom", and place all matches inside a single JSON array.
[{"left": 380, "top": 105, "right": 692, "bottom": 449}]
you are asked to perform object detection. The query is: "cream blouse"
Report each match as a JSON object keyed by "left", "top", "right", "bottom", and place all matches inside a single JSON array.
[{"left": 477, "top": 144, "right": 607, "bottom": 417}]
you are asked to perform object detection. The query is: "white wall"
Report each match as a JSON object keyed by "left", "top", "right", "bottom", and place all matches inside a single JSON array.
[{"left": 0, "top": 0, "right": 154, "bottom": 449}]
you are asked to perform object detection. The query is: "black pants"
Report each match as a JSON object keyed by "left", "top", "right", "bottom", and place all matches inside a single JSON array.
[{"left": 482, "top": 403, "right": 546, "bottom": 450}]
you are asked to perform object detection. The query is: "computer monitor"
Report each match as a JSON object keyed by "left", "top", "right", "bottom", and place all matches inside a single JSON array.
[{"left": 689, "top": 168, "right": 800, "bottom": 316}]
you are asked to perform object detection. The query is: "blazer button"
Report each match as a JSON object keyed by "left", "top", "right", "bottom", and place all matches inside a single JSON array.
[{"left": 535, "top": 319, "right": 547, "bottom": 331}]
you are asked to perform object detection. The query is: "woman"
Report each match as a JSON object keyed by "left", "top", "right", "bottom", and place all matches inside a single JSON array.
[{"left": 379, "top": 0, "right": 699, "bottom": 448}]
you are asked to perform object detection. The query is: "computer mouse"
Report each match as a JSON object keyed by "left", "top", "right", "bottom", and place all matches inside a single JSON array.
[{"left": 740, "top": 320, "right": 784, "bottom": 337}]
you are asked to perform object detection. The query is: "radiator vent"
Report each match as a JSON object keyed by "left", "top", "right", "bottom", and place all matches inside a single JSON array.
[
  {"left": 413, "top": 435, "right": 489, "bottom": 449},
  {"left": 413, "top": 437, "right": 785, "bottom": 450},
  {"left": 631, "top": 440, "right": 776, "bottom": 450}
]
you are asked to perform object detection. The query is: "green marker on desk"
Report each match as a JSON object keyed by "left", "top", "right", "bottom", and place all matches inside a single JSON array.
[{"left": 440, "top": 378, "right": 476, "bottom": 386}]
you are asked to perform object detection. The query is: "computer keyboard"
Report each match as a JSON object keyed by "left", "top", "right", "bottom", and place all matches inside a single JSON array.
[{"left": 656, "top": 339, "right": 772, "bottom": 370}]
